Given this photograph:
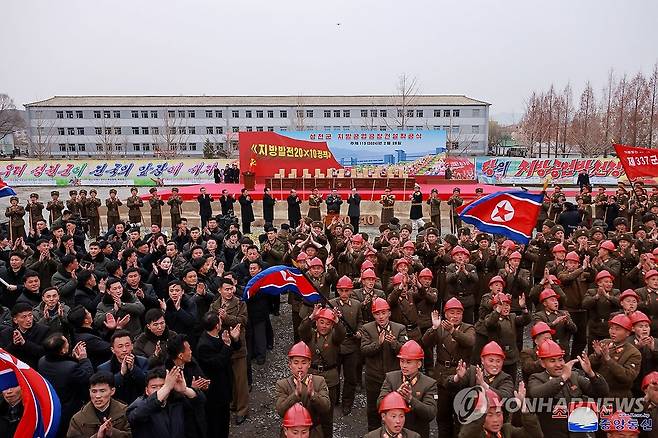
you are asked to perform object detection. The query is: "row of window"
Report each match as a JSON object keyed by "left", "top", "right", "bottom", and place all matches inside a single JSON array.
[{"left": 55, "top": 108, "right": 479, "bottom": 120}]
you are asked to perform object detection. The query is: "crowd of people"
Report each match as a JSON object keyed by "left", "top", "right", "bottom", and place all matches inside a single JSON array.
[{"left": 0, "top": 179, "right": 657, "bottom": 438}]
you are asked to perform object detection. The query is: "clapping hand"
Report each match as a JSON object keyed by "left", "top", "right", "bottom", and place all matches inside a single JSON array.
[{"left": 431, "top": 310, "right": 441, "bottom": 330}]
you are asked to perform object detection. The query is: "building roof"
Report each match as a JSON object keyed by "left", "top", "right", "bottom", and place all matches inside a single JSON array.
[{"left": 25, "top": 95, "right": 490, "bottom": 108}]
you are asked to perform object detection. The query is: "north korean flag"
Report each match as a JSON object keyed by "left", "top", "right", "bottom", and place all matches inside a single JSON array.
[{"left": 458, "top": 190, "right": 544, "bottom": 244}]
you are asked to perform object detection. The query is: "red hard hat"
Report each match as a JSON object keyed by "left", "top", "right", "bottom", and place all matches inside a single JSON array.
[
  {"left": 603, "top": 411, "right": 639, "bottom": 435},
  {"left": 450, "top": 246, "right": 469, "bottom": 257},
  {"left": 444, "top": 297, "right": 464, "bottom": 311},
  {"left": 391, "top": 273, "right": 405, "bottom": 285},
  {"left": 653, "top": 247, "right": 658, "bottom": 256},
  {"left": 645, "top": 269, "right": 658, "bottom": 280},
  {"left": 283, "top": 403, "right": 313, "bottom": 428},
  {"left": 288, "top": 341, "right": 312, "bottom": 359},
  {"left": 361, "top": 268, "right": 377, "bottom": 280},
  {"left": 539, "top": 288, "right": 558, "bottom": 302},
  {"left": 536, "top": 339, "right": 564, "bottom": 359},
  {"left": 397, "top": 340, "right": 424, "bottom": 360},
  {"left": 600, "top": 240, "right": 616, "bottom": 252},
  {"left": 364, "top": 248, "right": 377, "bottom": 257},
  {"left": 492, "top": 293, "right": 511, "bottom": 305},
  {"left": 361, "top": 260, "right": 375, "bottom": 271},
  {"left": 307, "top": 257, "right": 324, "bottom": 268},
  {"left": 530, "top": 321, "right": 555, "bottom": 339},
  {"left": 394, "top": 258, "right": 410, "bottom": 269},
  {"left": 565, "top": 251, "right": 580, "bottom": 262},
  {"left": 647, "top": 253, "right": 657, "bottom": 261},
  {"left": 548, "top": 274, "right": 561, "bottom": 285},
  {"left": 352, "top": 234, "right": 364, "bottom": 243},
  {"left": 378, "top": 391, "right": 411, "bottom": 413},
  {"left": 629, "top": 310, "right": 650, "bottom": 325},
  {"left": 508, "top": 251, "right": 522, "bottom": 260},
  {"left": 296, "top": 252, "right": 309, "bottom": 262},
  {"left": 489, "top": 275, "right": 505, "bottom": 287},
  {"left": 502, "top": 239, "right": 516, "bottom": 249},
  {"left": 313, "top": 308, "right": 337, "bottom": 323},
  {"left": 371, "top": 297, "right": 390, "bottom": 313},
  {"left": 608, "top": 314, "right": 633, "bottom": 331},
  {"left": 595, "top": 270, "right": 614, "bottom": 283},
  {"left": 619, "top": 289, "right": 640, "bottom": 302},
  {"left": 336, "top": 275, "right": 354, "bottom": 289},
  {"left": 480, "top": 341, "right": 505, "bottom": 359},
  {"left": 641, "top": 371, "right": 658, "bottom": 391},
  {"left": 552, "top": 243, "right": 566, "bottom": 254},
  {"left": 418, "top": 268, "right": 433, "bottom": 279},
  {"left": 402, "top": 240, "right": 416, "bottom": 250}
]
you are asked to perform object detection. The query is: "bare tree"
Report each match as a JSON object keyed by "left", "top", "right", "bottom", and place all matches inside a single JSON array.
[
  {"left": 293, "top": 96, "right": 307, "bottom": 131},
  {"left": 152, "top": 110, "right": 189, "bottom": 158},
  {"left": 649, "top": 63, "right": 658, "bottom": 147},
  {"left": 387, "top": 74, "right": 419, "bottom": 130},
  {"left": 0, "top": 94, "right": 23, "bottom": 142},
  {"left": 628, "top": 73, "right": 650, "bottom": 146},
  {"left": 561, "top": 83, "right": 573, "bottom": 155},
  {"left": 95, "top": 116, "right": 122, "bottom": 159},
  {"left": 28, "top": 109, "right": 55, "bottom": 158},
  {"left": 571, "top": 82, "right": 601, "bottom": 156}
]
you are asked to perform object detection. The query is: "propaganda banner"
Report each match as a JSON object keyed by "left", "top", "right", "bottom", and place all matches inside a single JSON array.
[
  {"left": 239, "top": 130, "right": 447, "bottom": 178},
  {"left": 0, "top": 159, "right": 233, "bottom": 186},
  {"left": 613, "top": 144, "right": 658, "bottom": 181},
  {"left": 475, "top": 156, "right": 625, "bottom": 185}
]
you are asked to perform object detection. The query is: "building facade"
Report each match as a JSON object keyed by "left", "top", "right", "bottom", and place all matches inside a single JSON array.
[{"left": 24, "top": 95, "right": 490, "bottom": 158}]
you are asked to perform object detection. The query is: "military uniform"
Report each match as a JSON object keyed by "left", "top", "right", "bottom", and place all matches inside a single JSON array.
[
  {"left": 126, "top": 194, "right": 144, "bottom": 224},
  {"left": 531, "top": 309, "right": 577, "bottom": 352},
  {"left": 46, "top": 192, "right": 64, "bottom": 225},
  {"left": 353, "top": 287, "right": 386, "bottom": 324},
  {"left": 589, "top": 339, "right": 641, "bottom": 398},
  {"left": 5, "top": 203, "right": 25, "bottom": 241},
  {"left": 105, "top": 195, "right": 122, "bottom": 229},
  {"left": 380, "top": 194, "right": 395, "bottom": 225},
  {"left": 594, "top": 192, "right": 608, "bottom": 220},
  {"left": 275, "top": 374, "right": 331, "bottom": 438},
  {"left": 558, "top": 266, "right": 595, "bottom": 358},
  {"left": 329, "top": 296, "right": 363, "bottom": 412},
  {"left": 86, "top": 196, "right": 101, "bottom": 238},
  {"left": 446, "top": 193, "right": 463, "bottom": 231},
  {"left": 519, "top": 348, "right": 543, "bottom": 383},
  {"left": 445, "top": 366, "right": 514, "bottom": 400},
  {"left": 445, "top": 263, "right": 479, "bottom": 323},
  {"left": 388, "top": 286, "right": 422, "bottom": 342},
  {"left": 378, "top": 371, "right": 438, "bottom": 438},
  {"left": 149, "top": 195, "right": 164, "bottom": 228},
  {"left": 426, "top": 196, "right": 441, "bottom": 232},
  {"left": 167, "top": 194, "right": 183, "bottom": 229},
  {"left": 25, "top": 198, "right": 44, "bottom": 230},
  {"left": 308, "top": 194, "right": 323, "bottom": 222},
  {"left": 363, "top": 427, "right": 420, "bottom": 438},
  {"left": 484, "top": 309, "right": 530, "bottom": 378},
  {"left": 66, "top": 192, "right": 81, "bottom": 216},
  {"left": 637, "top": 287, "right": 658, "bottom": 336},
  {"left": 360, "top": 320, "right": 408, "bottom": 431},
  {"left": 583, "top": 288, "right": 621, "bottom": 345}
]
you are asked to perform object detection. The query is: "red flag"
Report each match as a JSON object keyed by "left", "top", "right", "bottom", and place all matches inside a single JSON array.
[{"left": 614, "top": 144, "right": 658, "bottom": 180}]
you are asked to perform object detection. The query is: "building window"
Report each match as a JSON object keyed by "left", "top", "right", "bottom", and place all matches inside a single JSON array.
[
  {"left": 152, "top": 127, "right": 159, "bottom": 134},
  {"left": 57, "top": 128, "right": 65, "bottom": 135},
  {"left": 59, "top": 144, "right": 66, "bottom": 152},
  {"left": 256, "top": 126, "right": 263, "bottom": 132},
  {"left": 114, "top": 127, "right": 121, "bottom": 135},
  {"left": 78, "top": 144, "right": 86, "bottom": 151},
  {"left": 68, "top": 144, "right": 76, "bottom": 152},
  {"left": 133, "top": 144, "right": 141, "bottom": 151},
  {"left": 76, "top": 111, "right": 83, "bottom": 119},
  {"left": 178, "top": 110, "right": 185, "bottom": 118},
  {"left": 416, "top": 110, "right": 423, "bottom": 117},
  {"left": 216, "top": 127, "right": 223, "bottom": 134},
  {"left": 169, "top": 127, "right": 176, "bottom": 134},
  {"left": 168, "top": 110, "right": 175, "bottom": 118},
  {"left": 472, "top": 109, "right": 481, "bottom": 117},
  {"left": 114, "top": 110, "right": 121, "bottom": 118},
  {"left": 180, "top": 143, "right": 187, "bottom": 151},
  {"left": 77, "top": 128, "right": 84, "bottom": 135},
  {"left": 443, "top": 110, "right": 450, "bottom": 117},
  {"left": 267, "top": 126, "right": 274, "bottom": 131},
  {"left": 142, "top": 127, "right": 149, "bottom": 135},
  {"left": 56, "top": 111, "right": 64, "bottom": 119},
  {"left": 105, "top": 128, "right": 112, "bottom": 135},
  {"left": 65, "top": 111, "right": 73, "bottom": 118},
  {"left": 267, "top": 110, "right": 274, "bottom": 118},
  {"left": 472, "top": 125, "right": 480, "bottom": 134},
  {"left": 143, "top": 144, "right": 151, "bottom": 151},
  {"left": 205, "top": 110, "right": 213, "bottom": 118},
  {"left": 232, "top": 110, "right": 239, "bottom": 118},
  {"left": 189, "top": 126, "right": 196, "bottom": 134},
  {"left": 246, "top": 126, "right": 253, "bottom": 132},
  {"left": 94, "top": 111, "right": 101, "bottom": 118},
  {"left": 453, "top": 109, "right": 460, "bottom": 117},
  {"left": 452, "top": 126, "right": 459, "bottom": 134},
  {"left": 245, "top": 110, "right": 252, "bottom": 118},
  {"left": 232, "top": 126, "right": 239, "bottom": 133},
  {"left": 360, "top": 110, "right": 367, "bottom": 117},
  {"left": 141, "top": 111, "right": 148, "bottom": 118},
  {"left": 342, "top": 109, "right": 350, "bottom": 118},
  {"left": 407, "top": 109, "right": 414, "bottom": 117},
  {"left": 188, "top": 110, "right": 195, "bottom": 118},
  {"left": 306, "top": 110, "right": 314, "bottom": 118},
  {"left": 103, "top": 111, "right": 111, "bottom": 118},
  {"left": 279, "top": 127, "right": 287, "bottom": 131},
  {"left": 331, "top": 110, "right": 339, "bottom": 118},
  {"left": 296, "top": 110, "right": 303, "bottom": 118},
  {"left": 324, "top": 110, "right": 331, "bottom": 118},
  {"left": 95, "top": 127, "right": 102, "bottom": 135},
  {"left": 379, "top": 109, "right": 387, "bottom": 117},
  {"left": 132, "top": 127, "right": 139, "bottom": 134},
  {"left": 150, "top": 110, "right": 157, "bottom": 118},
  {"left": 131, "top": 111, "right": 139, "bottom": 118},
  {"left": 179, "top": 127, "right": 186, "bottom": 134},
  {"left": 280, "top": 110, "right": 287, "bottom": 118},
  {"left": 115, "top": 144, "right": 123, "bottom": 151},
  {"left": 206, "top": 127, "right": 214, "bottom": 134},
  {"left": 215, "top": 110, "right": 222, "bottom": 118},
  {"left": 369, "top": 109, "right": 376, "bottom": 118},
  {"left": 67, "top": 128, "right": 75, "bottom": 135},
  {"left": 433, "top": 110, "right": 441, "bottom": 117},
  {"left": 397, "top": 109, "right": 403, "bottom": 118},
  {"left": 433, "top": 126, "right": 441, "bottom": 130},
  {"left": 256, "top": 110, "right": 264, "bottom": 118},
  {"left": 189, "top": 143, "right": 197, "bottom": 151}
]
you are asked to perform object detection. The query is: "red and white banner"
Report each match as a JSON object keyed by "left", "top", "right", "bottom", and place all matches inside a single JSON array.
[{"left": 614, "top": 144, "right": 658, "bottom": 180}]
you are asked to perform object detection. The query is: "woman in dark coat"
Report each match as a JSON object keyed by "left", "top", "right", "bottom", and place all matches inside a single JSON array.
[
  {"left": 287, "top": 189, "right": 302, "bottom": 229},
  {"left": 263, "top": 187, "right": 276, "bottom": 226},
  {"left": 238, "top": 188, "right": 255, "bottom": 234}
]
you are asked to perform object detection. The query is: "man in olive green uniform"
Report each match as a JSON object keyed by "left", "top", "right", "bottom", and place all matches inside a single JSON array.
[
  {"left": 148, "top": 188, "right": 164, "bottom": 228},
  {"left": 86, "top": 189, "right": 102, "bottom": 238},
  {"left": 105, "top": 189, "right": 122, "bottom": 230},
  {"left": 308, "top": 188, "right": 323, "bottom": 222},
  {"left": 46, "top": 190, "right": 64, "bottom": 226},
  {"left": 426, "top": 188, "right": 441, "bottom": 232},
  {"left": 25, "top": 193, "right": 44, "bottom": 230},
  {"left": 66, "top": 189, "right": 81, "bottom": 216},
  {"left": 583, "top": 270, "right": 621, "bottom": 347},
  {"left": 5, "top": 196, "right": 26, "bottom": 241},
  {"left": 379, "top": 188, "right": 395, "bottom": 226},
  {"left": 126, "top": 187, "right": 144, "bottom": 225},
  {"left": 167, "top": 188, "right": 183, "bottom": 231}
]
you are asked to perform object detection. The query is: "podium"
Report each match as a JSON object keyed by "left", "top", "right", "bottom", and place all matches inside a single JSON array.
[{"left": 242, "top": 171, "right": 255, "bottom": 190}]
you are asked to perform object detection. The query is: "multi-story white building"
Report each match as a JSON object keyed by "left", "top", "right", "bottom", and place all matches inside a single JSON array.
[{"left": 24, "top": 95, "right": 490, "bottom": 158}]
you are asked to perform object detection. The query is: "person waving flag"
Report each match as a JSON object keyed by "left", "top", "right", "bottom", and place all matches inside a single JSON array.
[{"left": 242, "top": 265, "right": 322, "bottom": 304}]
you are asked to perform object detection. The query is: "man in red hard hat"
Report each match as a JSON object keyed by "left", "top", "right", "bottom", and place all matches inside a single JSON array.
[
  {"left": 520, "top": 321, "right": 554, "bottom": 382},
  {"left": 496, "top": 250, "right": 531, "bottom": 321},
  {"left": 591, "top": 239, "right": 621, "bottom": 281},
  {"left": 360, "top": 297, "right": 408, "bottom": 431},
  {"left": 635, "top": 269, "right": 658, "bottom": 337},
  {"left": 589, "top": 314, "right": 641, "bottom": 399},
  {"left": 445, "top": 245, "right": 478, "bottom": 324},
  {"left": 584, "top": 270, "right": 621, "bottom": 349},
  {"left": 298, "top": 305, "right": 345, "bottom": 438},
  {"left": 558, "top": 250, "right": 595, "bottom": 359},
  {"left": 329, "top": 275, "right": 363, "bottom": 415},
  {"left": 387, "top": 271, "right": 422, "bottom": 343},
  {"left": 628, "top": 311, "right": 658, "bottom": 397},
  {"left": 617, "top": 289, "right": 640, "bottom": 317},
  {"left": 300, "top": 257, "right": 338, "bottom": 320},
  {"left": 415, "top": 268, "right": 438, "bottom": 371},
  {"left": 378, "top": 340, "right": 437, "bottom": 438},
  {"left": 353, "top": 268, "right": 385, "bottom": 324},
  {"left": 528, "top": 268, "right": 565, "bottom": 310},
  {"left": 472, "top": 275, "right": 505, "bottom": 360},
  {"left": 603, "top": 411, "right": 641, "bottom": 438},
  {"left": 527, "top": 339, "right": 607, "bottom": 438},
  {"left": 281, "top": 403, "right": 315, "bottom": 438},
  {"left": 639, "top": 371, "right": 658, "bottom": 436},
  {"left": 471, "top": 232, "right": 496, "bottom": 318},
  {"left": 421, "top": 297, "right": 475, "bottom": 437},
  {"left": 275, "top": 342, "right": 331, "bottom": 437},
  {"left": 531, "top": 288, "right": 576, "bottom": 353},
  {"left": 484, "top": 292, "right": 530, "bottom": 378},
  {"left": 364, "top": 391, "right": 419, "bottom": 438}
]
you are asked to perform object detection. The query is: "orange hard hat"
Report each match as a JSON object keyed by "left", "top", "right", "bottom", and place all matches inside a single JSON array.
[
  {"left": 595, "top": 270, "right": 614, "bottom": 283},
  {"left": 536, "top": 339, "right": 564, "bottom": 359},
  {"left": 539, "top": 288, "right": 559, "bottom": 302},
  {"left": 418, "top": 268, "right": 433, "bottom": 279},
  {"left": 378, "top": 391, "right": 411, "bottom": 413},
  {"left": 629, "top": 311, "right": 650, "bottom": 326},
  {"left": 508, "top": 251, "right": 522, "bottom": 260},
  {"left": 645, "top": 269, "right": 658, "bottom": 280},
  {"left": 402, "top": 240, "right": 416, "bottom": 250},
  {"left": 530, "top": 321, "right": 555, "bottom": 339},
  {"left": 364, "top": 248, "right": 377, "bottom": 257},
  {"left": 288, "top": 341, "right": 312, "bottom": 359},
  {"left": 608, "top": 314, "right": 633, "bottom": 331},
  {"left": 336, "top": 275, "right": 354, "bottom": 289},
  {"left": 361, "top": 260, "right": 375, "bottom": 271},
  {"left": 371, "top": 297, "right": 390, "bottom": 313},
  {"left": 313, "top": 308, "right": 337, "bottom": 323},
  {"left": 444, "top": 297, "right": 464, "bottom": 311},
  {"left": 603, "top": 411, "right": 639, "bottom": 435},
  {"left": 296, "top": 252, "right": 309, "bottom": 262},
  {"left": 641, "top": 371, "right": 658, "bottom": 391},
  {"left": 565, "top": 251, "right": 580, "bottom": 262},
  {"left": 501, "top": 239, "right": 516, "bottom": 249},
  {"left": 599, "top": 240, "right": 616, "bottom": 252},
  {"left": 480, "top": 341, "right": 505, "bottom": 359},
  {"left": 391, "top": 273, "right": 405, "bottom": 285},
  {"left": 397, "top": 340, "right": 424, "bottom": 360},
  {"left": 552, "top": 243, "right": 566, "bottom": 254},
  {"left": 283, "top": 403, "right": 313, "bottom": 428},
  {"left": 619, "top": 289, "right": 640, "bottom": 302},
  {"left": 361, "top": 268, "right": 377, "bottom": 280},
  {"left": 307, "top": 257, "right": 324, "bottom": 268},
  {"left": 352, "top": 234, "right": 364, "bottom": 243},
  {"left": 450, "top": 246, "right": 469, "bottom": 257},
  {"left": 492, "top": 293, "right": 511, "bottom": 305},
  {"left": 394, "top": 258, "right": 410, "bottom": 269},
  {"left": 489, "top": 275, "right": 505, "bottom": 287}
]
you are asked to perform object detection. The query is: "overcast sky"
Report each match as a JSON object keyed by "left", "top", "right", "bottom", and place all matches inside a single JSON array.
[{"left": 3, "top": 0, "right": 657, "bottom": 122}]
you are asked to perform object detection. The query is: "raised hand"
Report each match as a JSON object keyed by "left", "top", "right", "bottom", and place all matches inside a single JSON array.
[
  {"left": 116, "top": 315, "right": 130, "bottom": 329},
  {"left": 431, "top": 310, "right": 441, "bottom": 330},
  {"left": 103, "top": 313, "right": 117, "bottom": 331}
]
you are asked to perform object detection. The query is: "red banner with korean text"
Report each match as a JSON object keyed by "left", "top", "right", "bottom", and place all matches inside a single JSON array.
[
  {"left": 239, "top": 132, "right": 342, "bottom": 178},
  {"left": 613, "top": 144, "right": 658, "bottom": 181}
]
